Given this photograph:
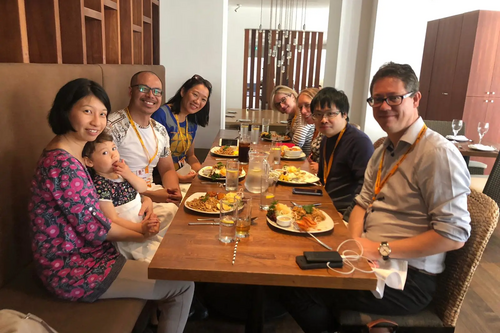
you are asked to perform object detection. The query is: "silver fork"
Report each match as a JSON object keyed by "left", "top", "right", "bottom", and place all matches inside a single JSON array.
[{"left": 291, "top": 201, "right": 321, "bottom": 207}]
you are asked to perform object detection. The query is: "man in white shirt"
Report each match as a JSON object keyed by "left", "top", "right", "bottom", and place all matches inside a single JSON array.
[
  {"left": 280, "top": 62, "right": 471, "bottom": 333},
  {"left": 108, "top": 71, "right": 181, "bottom": 232}
]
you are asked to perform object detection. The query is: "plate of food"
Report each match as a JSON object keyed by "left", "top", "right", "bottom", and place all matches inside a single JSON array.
[
  {"left": 184, "top": 192, "right": 241, "bottom": 215},
  {"left": 261, "top": 132, "right": 292, "bottom": 142},
  {"left": 266, "top": 202, "right": 333, "bottom": 234},
  {"left": 198, "top": 163, "right": 246, "bottom": 180},
  {"left": 210, "top": 145, "right": 239, "bottom": 157},
  {"left": 280, "top": 146, "right": 306, "bottom": 160},
  {"left": 276, "top": 165, "right": 319, "bottom": 184}
]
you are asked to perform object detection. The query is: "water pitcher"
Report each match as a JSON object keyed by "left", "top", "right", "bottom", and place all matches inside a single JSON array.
[{"left": 244, "top": 150, "right": 270, "bottom": 193}]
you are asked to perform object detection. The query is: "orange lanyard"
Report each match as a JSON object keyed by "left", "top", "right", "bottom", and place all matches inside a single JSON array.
[
  {"left": 322, "top": 125, "right": 347, "bottom": 184},
  {"left": 373, "top": 124, "right": 427, "bottom": 202},
  {"left": 125, "top": 107, "right": 158, "bottom": 174},
  {"left": 174, "top": 114, "right": 191, "bottom": 155}
]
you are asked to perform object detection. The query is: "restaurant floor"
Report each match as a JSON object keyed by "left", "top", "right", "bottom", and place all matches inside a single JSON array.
[{"left": 181, "top": 223, "right": 500, "bottom": 333}]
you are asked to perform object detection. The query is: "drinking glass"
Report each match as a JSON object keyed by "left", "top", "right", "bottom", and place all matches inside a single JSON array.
[
  {"left": 238, "top": 135, "right": 251, "bottom": 164},
  {"left": 235, "top": 196, "right": 252, "bottom": 238},
  {"left": 225, "top": 160, "right": 240, "bottom": 191},
  {"left": 262, "top": 118, "right": 270, "bottom": 133},
  {"left": 260, "top": 171, "right": 279, "bottom": 210},
  {"left": 251, "top": 125, "right": 260, "bottom": 144},
  {"left": 240, "top": 123, "right": 250, "bottom": 138},
  {"left": 451, "top": 119, "right": 463, "bottom": 137},
  {"left": 269, "top": 139, "right": 281, "bottom": 165},
  {"left": 219, "top": 197, "right": 239, "bottom": 243},
  {"left": 478, "top": 122, "right": 489, "bottom": 144}
]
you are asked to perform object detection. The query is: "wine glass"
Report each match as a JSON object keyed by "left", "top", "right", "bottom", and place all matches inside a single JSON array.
[
  {"left": 477, "top": 122, "right": 489, "bottom": 145},
  {"left": 451, "top": 119, "right": 463, "bottom": 137}
]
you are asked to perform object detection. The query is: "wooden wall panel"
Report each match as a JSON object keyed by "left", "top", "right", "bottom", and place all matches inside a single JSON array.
[
  {"left": 25, "top": 0, "right": 61, "bottom": 63},
  {"left": 0, "top": 0, "right": 29, "bottom": 63},
  {"left": 59, "top": 0, "right": 85, "bottom": 64}
]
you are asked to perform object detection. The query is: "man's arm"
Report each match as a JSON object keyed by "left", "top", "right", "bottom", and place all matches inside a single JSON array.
[
  {"left": 348, "top": 204, "right": 366, "bottom": 238},
  {"left": 143, "top": 156, "right": 182, "bottom": 204},
  {"left": 355, "top": 230, "right": 464, "bottom": 261}
]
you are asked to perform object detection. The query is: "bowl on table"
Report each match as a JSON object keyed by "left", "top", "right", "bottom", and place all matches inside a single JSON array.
[{"left": 284, "top": 146, "right": 303, "bottom": 158}]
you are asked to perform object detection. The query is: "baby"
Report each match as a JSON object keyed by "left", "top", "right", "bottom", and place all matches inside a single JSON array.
[{"left": 83, "top": 131, "right": 161, "bottom": 262}]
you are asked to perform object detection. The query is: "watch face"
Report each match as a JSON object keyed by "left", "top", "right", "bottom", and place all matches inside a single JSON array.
[{"left": 380, "top": 246, "right": 391, "bottom": 256}]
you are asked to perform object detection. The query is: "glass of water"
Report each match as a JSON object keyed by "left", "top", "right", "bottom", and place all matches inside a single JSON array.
[
  {"left": 219, "top": 197, "right": 239, "bottom": 243},
  {"left": 262, "top": 118, "right": 270, "bottom": 133},
  {"left": 478, "top": 122, "right": 489, "bottom": 144},
  {"left": 240, "top": 123, "right": 250, "bottom": 138},
  {"left": 235, "top": 196, "right": 252, "bottom": 238},
  {"left": 225, "top": 160, "right": 240, "bottom": 191},
  {"left": 251, "top": 125, "right": 260, "bottom": 144},
  {"left": 270, "top": 139, "right": 281, "bottom": 165},
  {"left": 451, "top": 119, "right": 463, "bottom": 137},
  {"left": 260, "top": 171, "right": 279, "bottom": 210}
]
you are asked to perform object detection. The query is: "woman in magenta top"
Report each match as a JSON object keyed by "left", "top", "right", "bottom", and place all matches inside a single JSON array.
[{"left": 29, "top": 78, "right": 193, "bottom": 333}]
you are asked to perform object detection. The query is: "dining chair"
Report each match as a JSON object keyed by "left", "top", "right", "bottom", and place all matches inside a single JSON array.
[
  {"left": 424, "top": 120, "right": 465, "bottom": 137},
  {"left": 482, "top": 152, "right": 500, "bottom": 206},
  {"left": 373, "top": 137, "right": 386, "bottom": 150},
  {"left": 337, "top": 189, "right": 499, "bottom": 333}
]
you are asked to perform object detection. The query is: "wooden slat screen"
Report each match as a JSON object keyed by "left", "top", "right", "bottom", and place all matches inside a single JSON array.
[{"left": 243, "top": 29, "right": 324, "bottom": 109}]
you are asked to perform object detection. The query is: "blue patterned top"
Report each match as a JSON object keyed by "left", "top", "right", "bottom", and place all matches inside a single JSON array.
[{"left": 152, "top": 105, "right": 198, "bottom": 170}]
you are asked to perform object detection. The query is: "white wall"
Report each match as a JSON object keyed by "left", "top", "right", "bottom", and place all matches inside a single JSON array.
[
  {"left": 363, "top": 0, "right": 500, "bottom": 141},
  {"left": 160, "top": 0, "right": 228, "bottom": 149},
  {"left": 226, "top": 4, "right": 330, "bottom": 109}
]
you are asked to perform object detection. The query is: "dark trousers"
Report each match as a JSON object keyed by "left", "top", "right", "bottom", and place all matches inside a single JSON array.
[{"left": 278, "top": 268, "right": 437, "bottom": 333}]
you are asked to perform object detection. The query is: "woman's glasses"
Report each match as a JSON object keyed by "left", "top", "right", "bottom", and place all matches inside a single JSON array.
[{"left": 191, "top": 74, "right": 212, "bottom": 90}]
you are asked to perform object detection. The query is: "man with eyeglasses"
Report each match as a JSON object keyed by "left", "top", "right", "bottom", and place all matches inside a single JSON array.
[
  {"left": 280, "top": 63, "right": 471, "bottom": 333},
  {"left": 108, "top": 71, "right": 182, "bottom": 234},
  {"left": 311, "top": 87, "right": 374, "bottom": 217}
]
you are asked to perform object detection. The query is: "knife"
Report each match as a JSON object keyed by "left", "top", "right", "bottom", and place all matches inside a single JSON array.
[{"left": 189, "top": 217, "right": 258, "bottom": 225}]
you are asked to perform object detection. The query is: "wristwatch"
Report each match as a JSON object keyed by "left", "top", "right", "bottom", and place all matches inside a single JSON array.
[{"left": 378, "top": 241, "right": 391, "bottom": 261}]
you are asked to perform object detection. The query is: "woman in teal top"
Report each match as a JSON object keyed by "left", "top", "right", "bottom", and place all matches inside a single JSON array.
[{"left": 152, "top": 75, "right": 212, "bottom": 183}]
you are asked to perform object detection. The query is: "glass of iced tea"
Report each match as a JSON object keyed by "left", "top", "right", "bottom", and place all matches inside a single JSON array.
[
  {"left": 235, "top": 196, "right": 252, "bottom": 238},
  {"left": 239, "top": 134, "right": 251, "bottom": 164}
]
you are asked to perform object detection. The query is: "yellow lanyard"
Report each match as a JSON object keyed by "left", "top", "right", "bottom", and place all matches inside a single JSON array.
[
  {"left": 373, "top": 124, "right": 427, "bottom": 202},
  {"left": 322, "top": 125, "right": 347, "bottom": 184},
  {"left": 124, "top": 107, "right": 158, "bottom": 174},
  {"left": 174, "top": 114, "right": 191, "bottom": 155}
]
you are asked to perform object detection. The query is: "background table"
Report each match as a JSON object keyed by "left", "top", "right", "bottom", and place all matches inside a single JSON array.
[{"left": 225, "top": 108, "right": 289, "bottom": 130}]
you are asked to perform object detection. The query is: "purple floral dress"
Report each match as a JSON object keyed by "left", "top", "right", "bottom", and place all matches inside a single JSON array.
[{"left": 29, "top": 149, "right": 126, "bottom": 302}]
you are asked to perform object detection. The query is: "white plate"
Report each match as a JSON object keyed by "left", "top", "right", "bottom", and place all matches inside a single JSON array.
[
  {"left": 198, "top": 166, "right": 246, "bottom": 180},
  {"left": 276, "top": 169, "right": 320, "bottom": 184},
  {"left": 210, "top": 146, "right": 239, "bottom": 157},
  {"left": 184, "top": 192, "right": 220, "bottom": 215},
  {"left": 446, "top": 135, "right": 470, "bottom": 142},
  {"left": 266, "top": 210, "right": 334, "bottom": 234},
  {"left": 262, "top": 136, "right": 292, "bottom": 142},
  {"left": 468, "top": 144, "right": 497, "bottom": 152},
  {"left": 282, "top": 152, "right": 307, "bottom": 160}
]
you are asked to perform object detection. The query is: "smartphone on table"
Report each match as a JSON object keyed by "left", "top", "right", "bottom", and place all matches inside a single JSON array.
[{"left": 292, "top": 188, "right": 323, "bottom": 196}]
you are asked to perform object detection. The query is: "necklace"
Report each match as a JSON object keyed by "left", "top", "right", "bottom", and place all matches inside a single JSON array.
[{"left": 137, "top": 123, "right": 150, "bottom": 129}]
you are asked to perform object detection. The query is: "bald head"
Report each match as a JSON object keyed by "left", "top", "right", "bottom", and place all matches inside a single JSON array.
[{"left": 130, "top": 71, "right": 162, "bottom": 88}]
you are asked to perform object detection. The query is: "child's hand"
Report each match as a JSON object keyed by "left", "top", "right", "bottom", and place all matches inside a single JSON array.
[
  {"left": 113, "top": 159, "right": 134, "bottom": 179},
  {"left": 141, "top": 217, "right": 160, "bottom": 237}
]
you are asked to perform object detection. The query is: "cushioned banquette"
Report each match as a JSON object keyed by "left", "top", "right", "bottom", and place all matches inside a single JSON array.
[{"left": 0, "top": 63, "right": 165, "bottom": 333}]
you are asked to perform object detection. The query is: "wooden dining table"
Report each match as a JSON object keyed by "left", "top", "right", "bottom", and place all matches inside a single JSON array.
[
  {"left": 148, "top": 129, "right": 377, "bottom": 332},
  {"left": 455, "top": 140, "right": 500, "bottom": 158}
]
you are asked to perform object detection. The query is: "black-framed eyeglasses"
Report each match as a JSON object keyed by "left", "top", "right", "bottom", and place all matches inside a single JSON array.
[
  {"left": 131, "top": 84, "right": 163, "bottom": 97},
  {"left": 191, "top": 74, "right": 212, "bottom": 90},
  {"left": 311, "top": 110, "right": 341, "bottom": 120},
  {"left": 274, "top": 94, "right": 291, "bottom": 109},
  {"left": 367, "top": 92, "right": 413, "bottom": 107}
]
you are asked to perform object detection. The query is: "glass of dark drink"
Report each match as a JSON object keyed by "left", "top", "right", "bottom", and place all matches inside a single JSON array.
[{"left": 239, "top": 135, "right": 251, "bottom": 164}]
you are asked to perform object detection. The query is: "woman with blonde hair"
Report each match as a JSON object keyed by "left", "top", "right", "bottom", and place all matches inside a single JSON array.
[
  {"left": 270, "top": 85, "right": 299, "bottom": 137},
  {"left": 293, "top": 87, "right": 319, "bottom": 156}
]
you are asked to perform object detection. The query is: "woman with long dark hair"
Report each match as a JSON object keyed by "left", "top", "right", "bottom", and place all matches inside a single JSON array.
[{"left": 152, "top": 74, "right": 212, "bottom": 183}]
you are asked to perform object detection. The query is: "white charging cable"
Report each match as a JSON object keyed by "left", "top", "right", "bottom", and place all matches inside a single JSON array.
[{"left": 326, "top": 239, "right": 375, "bottom": 275}]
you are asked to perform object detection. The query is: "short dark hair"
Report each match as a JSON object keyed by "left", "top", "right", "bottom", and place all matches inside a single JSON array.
[
  {"left": 82, "top": 130, "right": 114, "bottom": 159},
  {"left": 48, "top": 78, "right": 111, "bottom": 135},
  {"left": 130, "top": 71, "right": 163, "bottom": 88},
  {"left": 310, "top": 87, "right": 350, "bottom": 121},
  {"left": 369, "top": 62, "right": 419, "bottom": 95},
  {"left": 166, "top": 74, "right": 212, "bottom": 127}
]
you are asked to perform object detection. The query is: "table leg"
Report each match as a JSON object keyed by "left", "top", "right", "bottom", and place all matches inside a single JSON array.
[{"left": 245, "top": 285, "right": 265, "bottom": 333}]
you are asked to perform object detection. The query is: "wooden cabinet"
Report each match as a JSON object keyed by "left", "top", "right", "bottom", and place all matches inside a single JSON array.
[
  {"left": 0, "top": 0, "right": 160, "bottom": 65},
  {"left": 419, "top": 10, "right": 500, "bottom": 133}
]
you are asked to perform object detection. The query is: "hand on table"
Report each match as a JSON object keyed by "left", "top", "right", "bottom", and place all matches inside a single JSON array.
[{"left": 179, "top": 171, "right": 197, "bottom": 183}]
